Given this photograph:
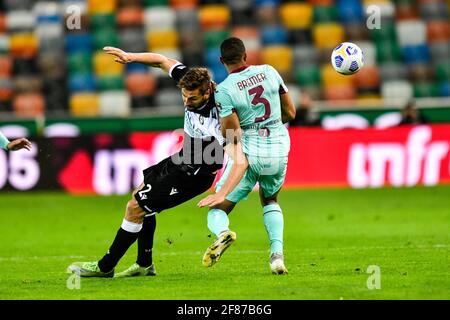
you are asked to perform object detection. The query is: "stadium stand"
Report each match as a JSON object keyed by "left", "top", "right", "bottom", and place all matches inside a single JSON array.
[{"left": 0, "top": 0, "right": 448, "bottom": 117}]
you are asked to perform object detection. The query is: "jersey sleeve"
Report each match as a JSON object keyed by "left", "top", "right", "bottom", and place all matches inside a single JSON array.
[
  {"left": 267, "top": 65, "right": 288, "bottom": 94},
  {"left": 169, "top": 63, "right": 189, "bottom": 83},
  {"left": 215, "top": 87, "right": 235, "bottom": 118}
]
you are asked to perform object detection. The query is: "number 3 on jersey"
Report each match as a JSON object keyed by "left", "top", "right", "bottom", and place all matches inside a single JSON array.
[{"left": 248, "top": 85, "right": 271, "bottom": 123}]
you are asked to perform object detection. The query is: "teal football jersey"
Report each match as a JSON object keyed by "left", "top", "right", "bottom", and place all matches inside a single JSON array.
[{"left": 215, "top": 64, "right": 290, "bottom": 157}]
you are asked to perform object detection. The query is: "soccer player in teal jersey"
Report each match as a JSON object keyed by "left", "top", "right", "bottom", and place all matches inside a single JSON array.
[
  {"left": 0, "top": 131, "right": 31, "bottom": 152},
  {"left": 198, "top": 37, "right": 296, "bottom": 274}
]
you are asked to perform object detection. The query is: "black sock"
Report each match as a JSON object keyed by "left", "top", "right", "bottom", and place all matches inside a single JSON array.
[
  {"left": 136, "top": 215, "right": 156, "bottom": 267},
  {"left": 98, "top": 228, "right": 139, "bottom": 272}
]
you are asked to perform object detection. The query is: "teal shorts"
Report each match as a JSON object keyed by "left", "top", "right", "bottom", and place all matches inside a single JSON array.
[{"left": 215, "top": 155, "right": 288, "bottom": 203}]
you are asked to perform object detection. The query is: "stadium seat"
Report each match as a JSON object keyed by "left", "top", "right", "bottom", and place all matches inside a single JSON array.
[
  {"left": 256, "top": 5, "right": 279, "bottom": 26},
  {"left": 97, "top": 75, "right": 125, "bottom": 91},
  {"left": 176, "top": 9, "right": 199, "bottom": 31},
  {"left": 117, "top": 7, "right": 144, "bottom": 27},
  {"left": 13, "top": 75, "right": 42, "bottom": 93},
  {"left": 414, "top": 81, "right": 439, "bottom": 97},
  {"left": 408, "top": 63, "right": 434, "bottom": 82},
  {"left": 313, "top": 5, "right": 338, "bottom": 23},
  {"left": 38, "top": 53, "right": 66, "bottom": 78},
  {"left": 397, "top": 20, "right": 427, "bottom": 47},
  {"left": 288, "top": 28, "right": 313, "bottom": 45},
  {"left": 402, "top": 44, "right": 430, "bottom": 64},
  {"left": 199, "top": 5, "right": 230, "bottom": 30},
  {"left": 66, "top": 33, "right": 92, "bottom": 53},
  {"left": 379, "top": 62, "right": 409, "bottom": 81},
  {"left": 147, "top": 29, "right": 179, "bottom": 51},
  {"left": 293, "top": 44, "right": 319, "bottom": 66},
  {"left": 69, "top": 74, "right": 96, "bottom": 92},
  {"left": 0, "top": 12, "right": 6, "bottom": 33},
  {"left": 13, "top": 92, "right": 45, "bottom": 117},
  {"left": 354, "top": 66, "right": 380, "bottom": 90},
  {"left": 313, "top": 23, "right": 345, "bottom": 49},
  {"left": 370, "top": 21, "right": 396, "bottom": 42},
  {"left": 231, "top": 26, "right": 261, "bottom": 49},
  {"left": 435, "top": 61, "right": 450, "bottom": 82},
  {"left": 204, "top": 29, "right": 230, "bottom": 49},
  {"left": 299, "top": 85, "right": 322, "bottom": 100},
  {"left": 381, "top": 80, "right": 414, "bottom": 103},
  {"left": 9, "top": 32, "right": 38, "bottom": 58},
  {"left": 0, "top": 56, "right": 12, "bottom": 77},
  {"left": 396, "top": 1, "right": 419, "bottom": 20},
  {"left": 438, "top": 82, "right": 450, "bottom": 97},
  {"left": 307, "top": 0, "right": 334, "bottom": 5},
  {"left": 262, "top": 46, "right": 293, "bottom": 74},
  {"left": 99, "top": 91, "right": 131, "bottom": 117},
  {"left": 169, "top": 0, "right": 198, "bottom": 10},
  {"left": 375, "top": 40, "right": 402, "bottom": 63},
  {"left": 143, "top": 0, "right": 168, "bottom": 6},
  {"left": 261, "top": 26, "right": 288, "bottom": 45},
  {"left": 294, "top": 65, "right": 321, "bottom": 87},
  {"left": 118, "top": 28, "right": 147, "bottom": 53},
  {"left": 419, "top": 1, "right": 449, "bottom": 20},
  {"left": 321, "top": 65, "right": 354, "bottom": 87},
  {"left": 245, "top": 49, "right": 263, "bottom": 66},
  {"left": 0, "top": 78, "right": 13, "bottom": 102},
  {"left": 67, "top": 52, "right": 92, "bottom": 75},
  {"left": 345, "top": 22, "right": 370, "bottom": 41},
  {"left": 429, "top": 41, "right": 450, "bottom": 62},
  {"left": 88, "top": 0, "right": 117, "bottom": 15},
  {"left": 93, "top": 51, "right": 124, "bottom": 76},
  {"left": 427, "top": 21, "right": 450, "bottom": 43},
  {"left": 279, "top": 3, "right": 313, "bottom": 29},
  {"left": 90, "top": 14, "right": 116, "bottom": 32},
  {"left": 5, "top": 10, "right": 35, "bottom": 31},
  {"left": 209, "top": 64, "right": 228, "bottom": 83},
  {"left": 144, "top": 6, "right": 176, "bottom": 31},
  {"left": 354, "top": 41, "right": 376, "bottom": 66},
  {"left": 70, "top": 93, "right": 100, "bottom": 116},
  {"left": 13, "top": 57, "right": 38, "bottom": 75},
  {"left": 0, "top": 35, "right": 10, "bottom": 54},
  {"left": 125, "top": 72, "right": 157, "bottom": 96},
  {"left": 336, "top": 0, "right": 364, "bottom": 23},
  {"left": 93, "top": 29, "right": 119, "bottom": 51},
  {"left": 155, "top": 88, "right": 183, "bottom": 107},
  {"left": 324, "top": 85, "right": 357, "bottom": 101}
]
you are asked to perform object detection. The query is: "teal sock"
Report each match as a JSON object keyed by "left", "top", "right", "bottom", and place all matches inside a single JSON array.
[
  {"left": 207, "top": 209, "right": 229, "bottom": 238},
  {"left": 263, "top": 203, "right": 284, "bottom": 255}
]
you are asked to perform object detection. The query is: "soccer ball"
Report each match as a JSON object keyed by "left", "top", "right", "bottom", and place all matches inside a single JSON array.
[{"left": 331, "top": 42, "right": 364, "bottom": 75}]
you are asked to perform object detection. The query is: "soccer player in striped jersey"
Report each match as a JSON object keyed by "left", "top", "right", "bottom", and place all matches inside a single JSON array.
[{"left": 198, "top": 37, "right": 296, "bottom": 274}]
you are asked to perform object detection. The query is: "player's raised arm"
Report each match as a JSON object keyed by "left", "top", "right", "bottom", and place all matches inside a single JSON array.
[{"left": 103, "top": 46, "right": 179, "bottom": 73}]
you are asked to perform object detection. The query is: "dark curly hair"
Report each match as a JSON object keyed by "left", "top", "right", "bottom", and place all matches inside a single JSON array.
[{"left": 178, "top": 67, "right": 211, "bottom": 95}]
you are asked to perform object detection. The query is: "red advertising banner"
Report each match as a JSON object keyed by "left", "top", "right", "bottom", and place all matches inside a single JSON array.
[
  {"left": 286, "top": 124, "right": 450, "bottom": 188},
  {"left": 1, "top": 125, "right": 449, "bottom": 193}
]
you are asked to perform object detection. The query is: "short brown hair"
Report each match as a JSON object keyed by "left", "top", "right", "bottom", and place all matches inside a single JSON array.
[
  {"left": 220, "top": 37, "right": 246, "bottom": 65},
  {"left": 178, "top": 67, "right": 211, "bottom": 94}
]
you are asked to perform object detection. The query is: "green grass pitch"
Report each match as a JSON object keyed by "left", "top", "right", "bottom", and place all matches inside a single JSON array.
[{"left": 0, "top": 186, "right": 449, "bottom": 300}]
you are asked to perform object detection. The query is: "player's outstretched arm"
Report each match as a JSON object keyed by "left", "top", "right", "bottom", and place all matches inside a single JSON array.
[
  {"left": 198, "top": 113, "right": 248, "bottom": 208},
  {"left": 103, "top": 46, "right": 179, "bottom": 73},
  {"left": 0, "top": 131, "right": 31, "bottom": 151}
]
